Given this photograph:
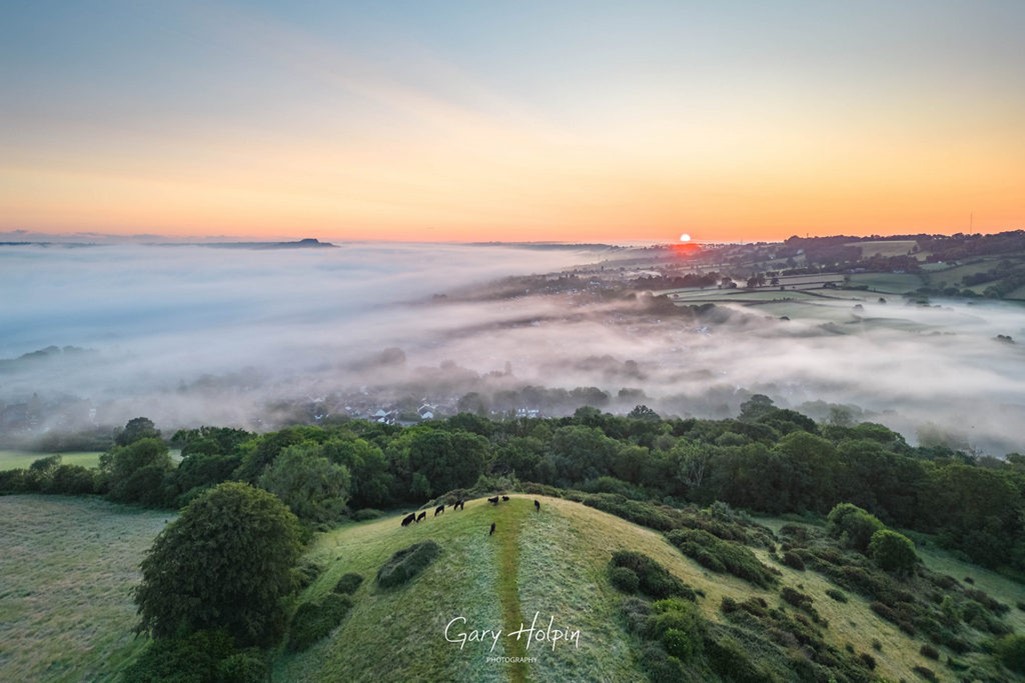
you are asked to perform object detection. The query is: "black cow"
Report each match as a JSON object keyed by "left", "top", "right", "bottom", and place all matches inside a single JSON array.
[
  {"left": 488, "top": 496, "right": 499, "bottom": 505},
  {"left": 501, "top": 495, "right": 510, "bottom": 502},
  {"left": 401, "top": 513, "right": 416, "bottom": 527},
  {"left": 434, "top": 504, "right": 445, "bottom": 516},
  {"left": 454, "top": 499, "right": 464, "bottom": 510},
  {"left": 416, "top": 511, "right": 426, "bottom": 522},
  {"left": 534, "top": 499, "right": 540, "bottom": 512},
  {"left": 489, "top": 522, "right": 496, "bottom": 536}
]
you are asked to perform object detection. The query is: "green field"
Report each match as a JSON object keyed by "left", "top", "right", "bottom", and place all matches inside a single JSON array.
[
  {"left": 847, "top": 240, "right": 918, "bottom": 258},
  {"left": 0, "top": 450, "right": 103, "bottom": 471},
  {"left": 0, "top": 495, "right": 171, "bottom": 682},
  {"left": 845, "top": 272, "right": 924, "bottom": 293}
]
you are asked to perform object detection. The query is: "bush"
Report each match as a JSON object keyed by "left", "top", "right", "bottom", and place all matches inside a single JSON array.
[
  {"left": 120, "top": 630, "right": 267, "bottom": 683},
  {"left": 995, "top": 634, "right": 1025, "bottom": 674},
  {"left": 868, "top": 529, "right": 918, "bottom": 575},
  {"left": 610, "top": 551, "right": 696, "bottom": 601},
  {"left": 333, "top": 572, "right": 364, "bottom": 595},
  {"left": 649, "top": 597, "right": 704, "bottom": 662},
  {"left": 826, "top": 502, "right": 885, "bottom": 553},
  {"left": 920, "top": 643, "right": 939, "bottom": 659},
  {"left": 608, "top": 566, "right": 639, "bottom": 593},
  {"left": 666, "top": 529, "right": 777, "bottom": 588},
  {"left": 637, "top": 642, "right": 684, "bottom": 683},
  {"left": 825, "top": 588, "right": 848, "bottom": 603},
  {"left": 294, "top": 558, "right": 324, "bottom": 591},
  {"left": 859, "top": 652, "right": 876, "bottom": 670},
  {"left": 377, "top": 540, "right": 441, "bottom": 588},
  {"left": 351, "top": 508, "right": 383, "bottom": 521},
  {"left": 912, "top": 665, "right": 938, "bottom": 681},
  {"left": 287, "top": 593, "right": 354, "bottom": 652},
  {"left": 781, "top": 551, "right": 805, "bottom": 571}
]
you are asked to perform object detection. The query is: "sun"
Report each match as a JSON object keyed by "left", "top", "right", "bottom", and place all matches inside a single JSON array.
[{"left": 679, "top": 233, "right": 691, "bottom": 242}]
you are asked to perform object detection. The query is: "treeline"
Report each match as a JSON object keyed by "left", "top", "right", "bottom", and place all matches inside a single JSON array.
[{"left": 3, "top": 400, "right": 1024, "bottom": 573}]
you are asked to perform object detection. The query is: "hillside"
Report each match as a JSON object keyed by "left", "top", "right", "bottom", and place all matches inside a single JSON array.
[{"left": 274, "top": 495, "right": 1025, "bottom": 682}]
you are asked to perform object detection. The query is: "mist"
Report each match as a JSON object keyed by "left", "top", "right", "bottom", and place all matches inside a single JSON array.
[{"left": 2, "top": 242, "right": 1024, "bottom": 455}]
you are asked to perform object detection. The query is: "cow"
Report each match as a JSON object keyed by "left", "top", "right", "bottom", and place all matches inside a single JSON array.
[
  {"left": 434, "top": 504, "right": 445, "bottom": 516},
  {"left": 416, "top": 511, "right": 426, "bottom": 522},
  {"left": 534, "top": 499, "right": 541, "bottom": 512},
  {"left": 489, "top": 522, "right": 496, "bottom": 536},
  {"left": 401, "top": 513, "right": 416, "bottom": 527},
  {"left": 501, "top": 495, "right": 510, "bottom": 502},
  {"left": 454, "top": 499, "right": 465, "bottom": 510},
  {"left": 488, "top": 496, "right": 499, "bottom": 505}
]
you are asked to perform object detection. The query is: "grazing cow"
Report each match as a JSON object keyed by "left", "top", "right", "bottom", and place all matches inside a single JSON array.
[
  {"left": 488, "top": 496, "right": 499, "bottom": 505},
  {"left": 454, "top": 499, "right": 464, "bottom": 510},
  {"left": 434, "top": 504, "right": 445, "bottom": 516},
  {"left": 534, "top": 499, "right": 540, "bottom": 512},
  {"left": 501, "top": 495, "right": 510, "bottom": 502},
  {"left": 489, "top": 522, "right": 496, "bottom": 536},
  {"left": 416, "top": 511, "right": 426, "bottom": 523},
  {"left": 401, "top": 513, "right": 416, "bottom": 527}
]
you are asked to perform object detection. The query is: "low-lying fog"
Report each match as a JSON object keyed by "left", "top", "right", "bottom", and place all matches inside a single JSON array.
[{"left": 2, "top": 242, "right": 1024, "bottom": 455}]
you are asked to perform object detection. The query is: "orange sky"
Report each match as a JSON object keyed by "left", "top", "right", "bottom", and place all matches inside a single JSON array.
[{"left": 2, "top": 2, "right": 1023, "bottom": 243}]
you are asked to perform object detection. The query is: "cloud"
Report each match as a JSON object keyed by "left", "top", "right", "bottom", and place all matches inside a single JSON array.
[{"left": 2, "top": 242, "right": 1024, "bottom": 455}]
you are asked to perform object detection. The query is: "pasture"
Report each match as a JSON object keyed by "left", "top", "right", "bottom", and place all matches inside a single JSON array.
[
  {"left": 0, "top": 450, "right": 103, "bottom": 471},
  {"left": 0, "top": 495, "right": 170, "bottom": 682},
  {"left": 847, "top": 240, "right": 919, "bottom": 258}
]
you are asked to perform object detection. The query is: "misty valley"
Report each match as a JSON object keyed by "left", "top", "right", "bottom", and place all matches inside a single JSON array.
[{"left": 2, "top": 234, "right": 1025, "bottom": 682}]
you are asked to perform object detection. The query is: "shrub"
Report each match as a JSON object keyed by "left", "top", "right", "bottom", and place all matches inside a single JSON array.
[
  {"left": 868, "top": 529, "right": 919, "bottom": 575},
  {"left": 912, "top": 665, "right": 938, "bottom": 681},
  {"left": 608, "top": 566, "right": 639, "bottom": 593},
  {"left": 610, "top": 551, "right": 696, "bottom": 601},
  {"left": 781, "top": 551, "right": 806, "bottom": 571},
  {"left": 920, "top": 643, "right": 939, "bottom": 659},
  {"left": 871, "top": 638, "right": 882, "bottom": 651},
  {"left": 859, "top": 652, "right": 876, "bottom": 669},
  {"left": 120, "top": 630, "right": 267, "bottom": 683},
  {"left": 351, "top": 508, "right": 383, "bottom": 521},
  {"left": 826, "top": 502, "right": 885, "bottom": 553},
  {"left": 780, "top": 586, "right": 813, "bottom": 610},
  {"left": 287, "top": 593, "right": 354, "bottom": 652},
  {"left": 825, "top": 588, "right": 848, "bottom": 603},
  {"left": 666, "top": 529, "right": 777, "bottom": 588},
  {"left": 377, "top": 540, "right": 441, "bottom": 588},
  {"left": 294, "top": 558, "right": 324, "bottom": 591},
  {"left": 649, "top": 598, "right": 704, "bottom": 662},
  {"left": 637, "top": 642, "right": 684, "bottom": 683},
  {"left": 333, "top": 572, "right": 364, "bottom": 595},
  {"left": 995, "top": 634, "right": 1025, "bottom": 674}
]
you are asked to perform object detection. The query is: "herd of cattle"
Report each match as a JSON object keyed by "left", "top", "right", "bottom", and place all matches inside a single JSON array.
[{"left": 398, "top": 495, "right": 542, "bottom": 536}]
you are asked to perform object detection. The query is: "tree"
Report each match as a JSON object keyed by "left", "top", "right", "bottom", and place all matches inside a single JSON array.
[
  {"left": 827, "top": 502, "right": 885, "bottom": 553},
  {"left": 116, "top": 417, "right": 161, "bottom": 447},
  {"left": 101, "top": 437, "right": 174, "bottom": 505},
  {"left": 868, "top": 529, "right": 918, "bottom": 575},
  {"left": 259, "top": 444, "right": 351, "bottom": 525},
  {"left": 134, "top": 482, "right": 301, "bottom": 647}
]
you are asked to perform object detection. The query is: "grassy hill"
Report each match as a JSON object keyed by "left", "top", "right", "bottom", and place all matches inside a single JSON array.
[
  {"left": 274, "top": 495, "right": 1025, "bottom": 682},
  {"left": 3, "top": 492, "right": 1022, "bottom": 682}
]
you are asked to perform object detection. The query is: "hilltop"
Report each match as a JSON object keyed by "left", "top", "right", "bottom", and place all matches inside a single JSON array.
[{"left": 274, "top": 494, "right": 1025, "bottom": 682}]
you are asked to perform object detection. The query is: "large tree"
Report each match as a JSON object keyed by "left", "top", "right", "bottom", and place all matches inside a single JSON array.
[{"left": 134, "top": 482, "right": 301, "bottom": 647}]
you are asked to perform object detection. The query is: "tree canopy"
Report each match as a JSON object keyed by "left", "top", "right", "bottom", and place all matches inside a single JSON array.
[{"left": 134, "top": 482, "right": 301, "bottom": 647}]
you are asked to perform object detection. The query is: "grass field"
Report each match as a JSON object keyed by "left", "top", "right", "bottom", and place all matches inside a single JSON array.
[
  {"left": 0, "top": 450, "right": 103, "bottom": 471},
  {"left": 845, "top": 272, "right": 924, "bottom": 293},
  {"left": 0, "top": 495, "right": 171, "bottom": 682},
  {"left": 847, "top": 240, "right": 918, "bottom": 258}
]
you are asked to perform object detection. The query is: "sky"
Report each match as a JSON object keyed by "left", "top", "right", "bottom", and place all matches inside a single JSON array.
[{"left": 2, "top": 1, "right": 1024, "bottom": 243}]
